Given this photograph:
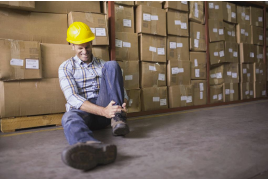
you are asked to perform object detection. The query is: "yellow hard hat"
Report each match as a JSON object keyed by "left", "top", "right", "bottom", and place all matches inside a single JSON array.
[{"left": 66, "top": 22, "right": 95, "bottom": 44}]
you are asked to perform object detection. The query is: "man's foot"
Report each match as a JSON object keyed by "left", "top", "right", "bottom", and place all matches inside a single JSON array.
[
  {"left": 61, "top": 141, "right": 117, "bottom": 170},
  {"left": 111, "top": 111, "right": 130, "bottom": 136}
]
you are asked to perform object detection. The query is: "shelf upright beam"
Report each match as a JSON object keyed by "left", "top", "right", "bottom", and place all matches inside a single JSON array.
[
  {"left": 108, "top": 1, "right": 116, "bottom": 61},
  {"left": 264, "top": 6, "right": 267, "bottom": 96}
]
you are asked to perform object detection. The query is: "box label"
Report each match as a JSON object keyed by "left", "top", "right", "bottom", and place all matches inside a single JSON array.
[
  {"left": 26, "top": 59, "right": 39, "bottom": 69},
  {"left": 228, "top": 31, "right": 232, "bottom": 36},
  {"left": 226, "top": 4, "right": 231, "bottom": 9},
  {"left": 243, "top": 68, "right": 247, "bottom": 74},
  {"left": 177, "top": 43, "right": 183, "bottom": 48},
  {"left": 170, "top": 42, "right": 176, "bottom": 49},
  {"left": 172, "top": 67, "right": 184, "bottom": 74},
  {"left": 214, "top": 52, "right": 219, "bottom": 56},
  {"left": 149, "top": 65, "right": 156, "bottom": 71},
  {"left": 157, "top": 48, "right": 165, "bottom": 55},
  {"left": 149, "top": 46, "right": 156, "bottom": 52},
  {"left": 257, "top": 54, "right": 263, "bottom": 59},
  {"left": 218, "top": 94, "right": 222, "bottom": 100},
  {"left": 245, "top": 15, "right": 249, "bottom": 20},
  {"left": 175, "top": 20, "right": 181, "bottom": 25},
  {"left": 209, "top": 3, "right": 214, "bottom": 9},
  {"left": 123, "top": 19, "right": 131, "bottom": 27},
  {"left": 256, "top": 69, "right": 260, "bottom": 74},
  {"left": 219, "top": 51, "right": 224, "bottom": 57},
  {"left": 216, "top": 72, "right": 222, "bottom": 79},
  {"left": 262, "top": 91, "right": 266, "bottom": 96},
  {"left": 250, "top": 52, "right": 254, "bottom": 58},
  {"left": 245, "top": 32, "right": 248, "bottom": 36},
  {"left": 232, "top": 31, "right": 235, "bottom": 37},
  {"left": 181, "top": 96, "right": 187, "bottom": 101},
  {"left": 186, "top": 96, "right": 192, "bottom": 103},
  {"left": 232, "top": 73, "right": 237, "bottom": 78},
  {"left": 247, "top": 73, "right": 251, "bottom": 77},
  {"left": 90, "top": 28, "right": 95, "bottom": 34},
  {"left": 194, "top": 9, "right": 199, "bottom": 18},
  {"left": 213, "top": 95, "right": 217, "bottom": 99},
  {"left": 245, "top": 91, "right": 249, "bottom": 95},
  {"left": 200, "top": 92, "right": 203, "bottom": 99},
  {"left": 258, "top": 17, "right": 263, "bottom": 22},
  {"left": 260, "top": 70, "right": 263, "bottom": 74},
  {"left": 115, "top": 39, "right": 123, "bottom": 48},
  {"left": 219, "top": 29, "right": 224, "bottom": 35},
  {"left": 143, "top": 13, "right": 151, "bottom": 21},
  {"left": 194, "top": 39, "right": 199, "bottom": 48},
  {"left": 96, "top": 28, "right": 106, "bottom": 36},
  {"left": 232, "top": 12, "right": 236, "bottom": 18},
  {"left": 259, "top": 35, "right": 263, "bottom": 40},
  {"left": 196, "top": 32, "right": 200, "bottom": 39},
  {"left": 213, "top": 28, "right": 218, "bottom": 33},
  {"left": 250, "top": 90, "right": 253, "bottom": 96},
  {"left": 227, "top": 71, "right": 232, "bottom": 76},
  {"left": 125, "top": 75, "right": 133, "bottom": 80},
  {"left": 242, "top": 12, "right": 245, "bottom": 17},
  {"left": 158, "top": 73, "right": 165, "bottom": 81},
  {"left": 210, "top": 74, "right": 216, "bottom": 78},
  {"left": 230, "top": 90, "right": 235, "bottom": 94},
  {"left": 129, "top": 99, "right": 133, "bottom": 106},
  {"left": 194, "top": 59, "right": 198, "bottom": 67},
  {"left": 181, "top": 23, "right": 187, "bottom": 29},
  {"left": 123, "top": 42, "right": 131, "bottom": 48},
  {"left": 195, "top": 69, "right": 200, "bottom": 77},
  {"left": 199, "top": 83, "right": 204, "bottom": 91},
  {"left": 181, "top": 1, "right": 187, "bottom": 4},
  {"left": 241, "top": 29, "right": 245, "bottom": 34},
  {"left": 225, "top": 89, "right": 230, "bottom": 95},
  {"left": 153, "top": 97, "right": 160, "bottom": 102},
  {"left": 10, "top": 58, "right": 23, "bottom": 67},
  {"left": 151, "top": 15, "right": 158, "bottom": 21},
  {"left": 233, "top": 51, "right": 238, "bottom": 57},
  {"left": 160, "top": 99, "right": 167, "bottom": 106},
  {"left": 215, "top": 5, "right": 219, "bottom": 9},
  {"left": 229, "top": 48, "right": 233, "bottom": 53}
]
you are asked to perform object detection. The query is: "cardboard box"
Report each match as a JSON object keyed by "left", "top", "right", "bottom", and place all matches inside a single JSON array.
[
  {"left": 189, "top": 22, "right": 206, "bottom": 51},
  {"left": 68, "top": 12, "right": 109, "bottom": 46},
  {"left": 190, "top": 52, "right": 207, "bottom": 80},
  {"left": 92, "top": 46, "right": 110, "bottom": 62},
  {"left": 189, "top": 1, "right": 205, "bottom": 24},
  {"left": 115, "top": 1, "right": 134, "bottom": 6},
  {"left": 136, "top": 5, "right": 166, "bottom": 36},
  {"left": 240, "top": 64, "right": 254, "bottom": 82},
  {"left": 239, "top": 43, "right": 256, "bottom": 63},
  {"left": 266, "top": 12, "right": 268, "bottom": 29},
  {"left": 237, "top": 6, "right": 250, "bottom": 24},
  {"left": 223, "top": 83, "right": 239, "bottom": 102},
  {"left": 134, "top": 1, "right": 162, "bottom": 9},
  {"left": 117, "top": 61, "right": 139, "bottom": 90},
  {"left": 126, "top": 89, "right": 141, "bottom": 113},
  {"left": 266, "top": 30, "right": 268, "bottom": 46},
  {"left": 254, "top": 62, "right": 266, "bottom": 82},
  {"left": 225, "top": 42, "right": 239, "bottom": 63},
  {"left": 240, "top": 82, "right": 254, "bottom": 100},
  {"left": 166, "top": 10, "right": 188, "bottom": 37},
  {"left": 191, "top": 80, "right": 207, "bottom": 105},
  {"left": 209, "top": 41, "right": 225, "bottom": 66},
  {"left": 210, "top": 84, "right": 223, "bottom": 104},
  {"left": 236, "top": 24, "right": 251, "bottom": 44},
  {"left": 139, "top": 34, "right": 166, "bottom": 63},
  {"left": 167, "top": 36, "right": 189, "bottom": 61},
  {"left": 167, "top": 60, "right": 191, "bottom": 86},
  {"left": 250, "top": 7, "right": 263, "bottom": 27},
  {"left": 0, "top": 78, "right": 66, "bottom": 118},
  {"left": 168, "top": 85, "right": 193, "bottom": 108},
  {"left": 140, "top": 61, "right": 166, "bottom": 88},
  {"left": 141, "top": 86, "right": 168, "bottom": 111},
  {"left": 208, "top": 2, "right": 223, "bottom": 21},
  {"left": 209, "top": 19, "right": 225, "bottom": 42},
  {"left": 164, "top": 1, "right": 188, "bottom": 12},
  {"left": 115, "top": 5, "right": 134, "bottom": 33},
  {"left": 224, "top": 63, "right": 239, "bottom": 83},
  {"left": 32, "top": 1, "right": 101, "bottom": 14},
  {"left": 0, "top": 1, "right": 35, "bottom": 10},
  {"left": 223, "top": 2, "right": 237, "bottom": 23},
  {"left": 224, "top": 22, "right": 236, "bottom": 42},
  {"left": 210, "top": 65, "right": 224, "bottom": 85},
  {"left": 254, "top": 81, "right": 267, "bottom": 98},
  {"left": 116, "top": 32, "right": 138, "bottom": 61},
  {"left": 256, "top": 45, "right": 264, "bottom": 63},
  {"left": 251, "top": 26, "right": 264, "bottom": 45},
  {"left": 0, "top": 39, "right": 41, "bottom": 81}
]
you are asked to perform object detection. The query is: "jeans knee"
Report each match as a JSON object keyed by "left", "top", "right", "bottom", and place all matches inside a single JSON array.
[{"left": 103, "top": 61, "right": 120, "bottom": 70}]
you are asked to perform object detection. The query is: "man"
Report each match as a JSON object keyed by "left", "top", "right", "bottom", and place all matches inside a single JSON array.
[{"left": 59, "top": 22, "right": 129, "bottom": 171}]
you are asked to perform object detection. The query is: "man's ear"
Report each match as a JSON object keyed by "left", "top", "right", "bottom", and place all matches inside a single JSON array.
[{"left": 71, "top": 44, "right": 75, "bottom": 50}]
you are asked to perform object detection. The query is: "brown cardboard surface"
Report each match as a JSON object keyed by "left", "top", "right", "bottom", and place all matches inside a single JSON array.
[
  {"left": 224, "top": 63, "right": 239, "bottom": 83},
  {"left": 256, "top": 45, "right": 264, "bottom": 63},
  {"left": 0, "top": 39, "right": 42, "bottom": 81},
  {"left": 209, "top": 41, "right": 225, "bottom": 66},
  {"left": 223, "top": 2, "right": 237, "bottom": 23},
  {"left": 189, "top": 1, "right": 205, "bottom": 24},
  {"left": 141, "top": 86, "right": 168, "bottom": 111},
  {"left": 210, "top": 65, "right": 224, "bottom": 85},
  {"left": 135, "top": 1, "right": 162, "bottom": 9},
  {"left": 115, "top": 5, "right": 134, "bottom": 33},
  {"left": 236, "top": 24, "right": 251, "bottom": 44},
  {"left": 117, "top": 61, "right": 139, "bottom": 90},
  {"left": 223, "top": 83, "right": 239, "bottom": 102},
  {"left": 166, "top": 10, "right": 188, "bottom": 37},
  {"left": 191, "top": 80, "right": 207, "bottom": 105},
  {"left": 126, "top": 89, "right": 141, "bottom": 113},
  {"left": 237, "top": 6, "right": 250, "bottom": 25},
  {"left": 167, "top": 60, "right": 191, "bottom": 86},
  {"left": 266, "top": 30, "right": 268, "bottom": 46},
  {"left": 164, "top": 1, "right": 188, "bottom": 12},
  {"left": 254, "top": 81, "right": 267, "bottom": 98},
  {"left": 225, "top": 42, "right": 239, "bottom": 63},
  {"left": 68, "top": 12, "right": 109, "bottom": 46},
  {"left": 136, "top": 5, "right": 166, "bottom": 36},
  {"left": 250, "top": 6, "right": 263, "bottom": 27},
  {"left": 208, "top": 2, "right": 223, "bottom": 21},
  {"left": 189, "top": 22, "right": 206, "bottom": 51},
  {"left": 0, "top": 78, "right": 66, "bottom": 118},
  {"left": 115, "top": 32, "right": 138, "bottom": 61},
  {"left": 167, "top": 36, "right": 189, "bottom": 61},
  {"left": 190, "top": 52, "right": 206, "bottom": 80},
  {"left": 209, "top": 19, "right": 225, "bottom": 42},
  {"left": 210, "top": 84, "right": 223, "bottom": 104},
  {"left": 0, "top": 1, "right": 35, "bottom": 10},
  {"left": 224, "top": 22, "right": 236, "bottom": 42},
  {"left": 168, "top": 85, "right": 193, "bottom": 108},
  {"left": 240, "top": 82, "right": 254, "bottom": 100},
  {"left": 266, "top": 12, "right": 268, "bottom": 29},
  {"left": 251, "top": 26, "right": 264, "bottom": 45},
  {"left": 140, "top": 61, "right": 166, "bottom": 88},
  {"left": 92, "top": 46, "right": 110, "bottom": 62},
  {"left": 240, "top": 63, "right": 254, "bottom": 82},
  {"left": 139, "top": 34, "right": 166, "bottom": 63},
  {"left": 239, "top": 43, "right": 256, "bottom": 63},
  {"left": 115, "top": 1, "right": 134, "bottom": 6},
  {"left": 254, "top": 62, "right": 266, "bottom": 82}
]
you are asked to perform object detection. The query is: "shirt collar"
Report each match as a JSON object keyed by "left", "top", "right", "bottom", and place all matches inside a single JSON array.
[{"left": 73, "top": 55, "right": 96, "bottom": 66}]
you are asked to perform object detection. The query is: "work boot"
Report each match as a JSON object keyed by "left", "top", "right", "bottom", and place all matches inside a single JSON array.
[
  {"left": 61, "top": 141, "right": 117, "bottom": 171},
  {"left": 111, "top": 111, "right": 130, "bottom": 136}
]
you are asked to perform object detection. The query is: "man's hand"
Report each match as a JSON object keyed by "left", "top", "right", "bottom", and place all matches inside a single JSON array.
[
  {"left": 122, "top": 98, "right": 128, "bottom": 114},
  {"left": 103, "top": 100, "right": 122, "bottom": 118}
]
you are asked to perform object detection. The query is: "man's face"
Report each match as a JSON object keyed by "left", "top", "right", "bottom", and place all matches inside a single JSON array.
[{"left": 73, "top": 42, "right": 92, "bottom": 63}]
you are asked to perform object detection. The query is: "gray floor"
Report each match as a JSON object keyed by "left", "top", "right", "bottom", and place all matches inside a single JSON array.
[{"left": 1, "top": 100, "right": 268, "bottom": 179}]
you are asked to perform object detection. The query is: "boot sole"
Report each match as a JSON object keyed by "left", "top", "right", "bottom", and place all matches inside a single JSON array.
[
  {"left": 61, "top": 143, "right": 117, "bottom": 170},
  {"left": 113, "top": 124, "right": 130, "bottom": 136}
]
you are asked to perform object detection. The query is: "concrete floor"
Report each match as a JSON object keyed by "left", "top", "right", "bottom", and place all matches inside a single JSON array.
[{"left": 1, "top": 100, "right": 268, "bottom": 179}]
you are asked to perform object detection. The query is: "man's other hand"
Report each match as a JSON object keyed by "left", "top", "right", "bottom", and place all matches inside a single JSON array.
[{"left": 103, "top": 100, "right": 122, "bottom": 118}]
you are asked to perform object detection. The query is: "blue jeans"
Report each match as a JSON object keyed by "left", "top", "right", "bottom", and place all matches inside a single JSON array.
[{"left": 62, "top": 61, "right": 124, "bottom": 145}]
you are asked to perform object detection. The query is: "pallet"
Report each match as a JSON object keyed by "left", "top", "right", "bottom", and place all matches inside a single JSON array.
[{"left": 0, "top": 113, "right": 63, "bottom": 133}]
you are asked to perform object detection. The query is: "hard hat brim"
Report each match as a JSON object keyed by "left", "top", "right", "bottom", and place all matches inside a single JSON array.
[{"left": 66, "top": 36, "right": 95, "bottom": 45}]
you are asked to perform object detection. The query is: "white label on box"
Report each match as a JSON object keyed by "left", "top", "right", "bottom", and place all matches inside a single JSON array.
[
  {"left": 218, "top": 94, "right": 222, "bottom": 100},
  {"left": 143, "top": 13, "right": 151, "bottom": 21},
  {"left": 151, "top": 15, "right": 158, "bottom": 21},
  {"left": 209, "top": 3, "right": 214, "bottom": 9},
  {"left": 262, "top": 91, "right": 266, "bottom": 95},
  {"left": 260, "top": 70, "right": 263, "bottom": 74},
  {"left": 177, "top": 43, "right": 183, "bottom": 48},
  {"left": 215, "top": 5, "right": 219, "bottom": 9},
  {"left": 123, "top": 19, "right": 131, "bottom": 27},
  {"left": 26, "top": 59, "right": 39, "bottom": 69},
  {"left": 123, "top": 42, "right": 131, "bottom": 48},
  {"left": 227, "top": 71, "right": 232, "bottom": 76},
  {"left": 200, "top": 83, "right": 204, "bottom": 91},
  {"left": 232, "top": 12, "right": 236, "bottom": 18},
  {"left": 181, "top": 23, "right": 187, "bottom": 29},
  {"left": 228, "top": 31, "right": 232, "bottom": 36},
  {"left": 250, "top": 90, "right": 253, "bottom": 96},
  {"left": 90, "top": 28, "right": 95, "bottom": 34},
  {"left": 229, "top": 48, "right": 233, "bottom": 53},
  {"left": 219, "top": 29, "right": 224, "bottom": 35},
  {"left": 214, "top": 52, "right": 219, "bottom": 56},
  {"left": 194, "top": 59, "right": 198, "bottom": 67},
  {"left": 216, "top": 72, "right": 222, "bottom": 79},
  {"left": 153, "top": 97, "right": 160, "bottom": 102},
  {"left": 213, "top": 28, "right": 218, "bottom": 33},
  {"left": 243, "top": 68, "right": 247, "bottom": 74},
  {"left": 219, "top": 51, "right": 224, "bottom": 57},
  {"left": 160, "top": 99, "right": 167, "bottom": 106},
  {"left": 158, "top": 73, "right": 165, "bottom": 81},
  {"left": 232, "top": 73, "right": 237, "bottom": 78},
  {"left": 213, "top": 95, "right": 217, "bottom": 99},
  {"left": 233, "top": 52, "right": 238, "bottom": 57},
  {"left": 241, "top": 29, "right": 245, "bottom": 34},
  {"left": 181, "top": 1, "right": 187, "bottom": 5},
  {"left": 129, "top": 99, "right": 133, "bottom": 106},
  {"left": 195, "top": 9, "right": 199, "bottom": 18},
  {"left": 194, "top": 39, "right": 199, "bottom": 48},
  {"left": 172, "top": 67, "right": 184, "bottom": 74},
  {"left": 242, "top": 12, "right": 245, "bottom": 17},
  {"left": 195, "top": 2, "right": 198, "bottom": 9},
  {"left": 125, "top": 75, "right": 133, "bottom": 81},
  {"left": 10, "top": 58, "right": 23, "bottom": 66},
  {"left": 149, "top": 46, "right": 156, "bottom": 52},
  {"left": 232, "top": 31, "right": 235, "bottom": 37},
  {"left": 256, "top": 69, "right": 260, "bottom": 74},
  {"left": 195, "top": 69, "right": 200, "bottom": 77},
  {"left": 170, "top": 42, "right": 176, "bottom": 49},
  {"left": 186, "top": 96, "right": 192, "bottom": 103},
  {"left": 115, "top": 39, "right": 123, "bottom": 48},
  {"left": 119, "top": 6, "right": 124, "bottom": 9},
  {"left": 257, "top": 54, "right": 263, "bottom": 59},
  {"left": 247, "top": 73, "right": 251, "bottom": 77},
  {"left": 258, "top": 17, "right": 263, "bottom": 22},
  {"left": 259, "top": 35, "right": 263, "bottom": 40},
  {"left": 149, "top": 65, "right": 156, "bottom": 71},
  {"left": 245, "top": 32, "right": 248, "bottom": 36},
  {"left": 250, "top": 52, "right": 254, "bottom": 58},
  {"left": 210, "top": 74, "right": 216, "bottom": 78},
  {"left": 227, "top": 4, "right": 231, "bottom": 9},
  {"left": 175, "top": 20, "right": 181, "bottom": 25},
  {"left": 157, "top": 48, "right": 165, "bottom": 55},
  {"left": 245, "top": 91, "right": 249, "bottom": 95},
  {"left": 245, "top": 15, "right": 249, "bottom": 20},
  {"left": 196, "top": 31, "right": 200, "bottom": 39},
  {"left": 181, "top": 96, "right": 187, "bottom": 101},
  {"left": 230, "top": 90, "right": 235, "bottom": 94},
  {"left": 225, "top": 89, "right": 230, "bottom": 95},
  {"left": 200, "top": 92, "right": 203, "bottom": 99},
  {"left": 96, "top": 28, "right": 106, "bottom": 36}
]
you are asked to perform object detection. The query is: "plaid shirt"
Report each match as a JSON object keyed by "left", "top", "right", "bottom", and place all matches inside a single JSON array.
[{"left": 58, "top": 55, "right": 128, "bottom": 112}]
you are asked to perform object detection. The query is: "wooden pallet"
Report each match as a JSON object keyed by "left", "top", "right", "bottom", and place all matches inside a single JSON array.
[{"left": 0, "top": 113, "right": 63, "bottom": 133}]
